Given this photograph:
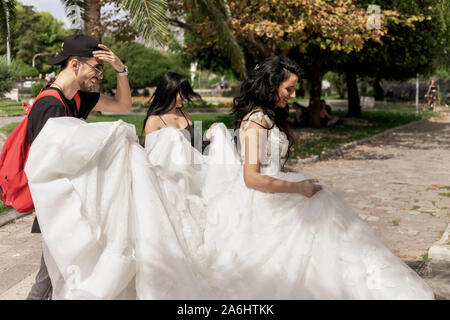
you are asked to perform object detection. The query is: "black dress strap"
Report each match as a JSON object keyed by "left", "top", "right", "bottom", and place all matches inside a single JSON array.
[
  {"left": 178, "top": 108, "right": 192, "bottom": 127},
  {"left": 158, "top": 115, "right": 168, "bottom": 127}
]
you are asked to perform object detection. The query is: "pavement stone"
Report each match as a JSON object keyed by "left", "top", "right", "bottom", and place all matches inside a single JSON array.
[
  {"left": 289, "top": 109, "right": 450, "bottom": 298},
  {"left": 0, "top": 214, "right": 41, "bottom": 299}
]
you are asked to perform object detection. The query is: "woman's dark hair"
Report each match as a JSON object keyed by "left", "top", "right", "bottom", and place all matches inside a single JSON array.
[
  {"left": 231, "top": 55, "right": 302, "bottom": 163},
  {"left": 143, "top": 72, "right": 201, "bottom": 129}
]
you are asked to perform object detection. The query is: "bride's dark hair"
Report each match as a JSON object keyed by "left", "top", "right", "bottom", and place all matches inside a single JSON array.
[
  {"left": 143, "top": 72, "right": 201, "bottom": 129},
  {"left": 231, "top": 55, "right": 302, "bottom": 160}
]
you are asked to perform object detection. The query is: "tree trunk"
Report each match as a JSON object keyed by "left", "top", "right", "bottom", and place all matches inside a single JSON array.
[
  {"left": 84, "top": 0, "right": 102, "bottom": 41},
  {"left": 373, "top": 77, "right": 384, "bottom": 101},
  {"left": 337, "top": 74, "right": 346, "bottom": 99},
  {"left": 346, "top": 70, "right": 361, "bottom": 117},
  {"left": 82, "top": 0, "right": 102, "bottom": 93},
  {"left": 6, "top": 7, "right": 11, "bottom": 66},
  {"left": 303, "top": 79, "right": 311, "bottom": 100},
  {"left": 308, "top": 70, "right": 323, "bottom": 128}
]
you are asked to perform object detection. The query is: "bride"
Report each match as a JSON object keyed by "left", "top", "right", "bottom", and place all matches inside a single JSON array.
[{"left": 195, "top": 56, "right": 435, "bottom": 299}]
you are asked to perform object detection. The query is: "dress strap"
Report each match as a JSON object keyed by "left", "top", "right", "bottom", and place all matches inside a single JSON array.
[
  {"left": 178, "top": 108, "right": 192, "bottom": 126},
  {"left": 158, "top": 115, "right": 168, "bottom": 127},
  {"left": 242, "top": 110, "right": 274, "bottom": 131}
]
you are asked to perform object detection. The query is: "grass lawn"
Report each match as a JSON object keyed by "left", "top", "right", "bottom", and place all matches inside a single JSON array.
[
  {"left": 290, "top": 104, "right": 440, "bottom": 159},
  {"left": 140, "top": 101, "right": 232, "bottom": 109},
  {"left": 0, "top": 201, "right": 11, "bottom": 213},
  {"left": 0, "top": 102, "right": 26, "bottom": 116},
  {"left": 0, "top": 103, "right": 441, "bottom": 159},
  {"left": 0, "top": 122, "right": 21, "bottom": 137},
  {"left": 86, "top": 113, "right": 233, "bottom": 145}
]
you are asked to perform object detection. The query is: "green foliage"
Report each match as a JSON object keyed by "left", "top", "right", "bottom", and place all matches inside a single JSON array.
[
  {"left": 85, "top": 113, "right": 232, "bottom": 145},
  {"left": 11, "top": 59, "right": 38, "bottom": 78},
  {"left": 291, "top": 103, "right": 440, "bottom": 159},
  {"left": 0, "top": 121, "right": 19, "bottom": 135},
  {"left": 344, "top": 0, "right": 450, "bottom": 81},
  {"left": 102, "top": 42, "right": 189, "bottom": 91},
  {"left": 140, "top": 100, "right": 231, "bottom": 109},
  {"left": 0, "top": 55, "right": 13, "bottom": 96},
  {"left": 434, "top": 67, "right": 450, "bottom": 81},
  {"left": 120, "top": 0, "right": 169, "bottom": 47},
  {"left": 0, "top": 102, "right": 23, "bottom": 115},
  {"left": 5, "top": 3, "right": 71, "bottom": 76},
  {"left": 31, "top": 81, "right": 47, "bottom": 97},
  {"left": 323, "top": 72, "right": 346, "bottom": 99},
  {"left": 0, "top": 200, "right": 12, "bottom": 213},
  {"left": 11, "top": 4, "right": 44, "bottom": 64},
  {"left": 0, "top": 0, "right": 16, "bottom": 44}
]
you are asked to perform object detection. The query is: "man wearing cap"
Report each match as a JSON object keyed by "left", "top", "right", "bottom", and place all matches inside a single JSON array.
[{"left": 26, "top": 34, "right": 131, "bottom": 300}]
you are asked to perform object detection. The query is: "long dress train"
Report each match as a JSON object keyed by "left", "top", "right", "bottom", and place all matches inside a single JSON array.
[
  {"left": 25, "top": 116, "right": 435, "bottom": 299},
  {"left": 25, "top": 117, "right": 208, "bottom": 299}
]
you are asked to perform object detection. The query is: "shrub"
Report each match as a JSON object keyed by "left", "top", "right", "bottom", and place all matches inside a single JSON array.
[
  {"left": 11, "top": 60, "right": 39, "bottom": 78},
  {"left": 0, "top": 56, "right": 13, "bottom": 96},
  {"left": 31, "top": 81, "right": 47, "bottom": 97},
  {"left": 102, "top": 42, "right": 189, "bottom": 92}
]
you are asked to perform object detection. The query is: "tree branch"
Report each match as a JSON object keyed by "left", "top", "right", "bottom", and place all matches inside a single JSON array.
[{"left": 167, "top": 18, "right": 195, "bottom": 34}]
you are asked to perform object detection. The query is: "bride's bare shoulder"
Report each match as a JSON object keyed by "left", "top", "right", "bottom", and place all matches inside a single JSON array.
[{"left": 241, "top": 108, "right": 270, "bottom": 131}]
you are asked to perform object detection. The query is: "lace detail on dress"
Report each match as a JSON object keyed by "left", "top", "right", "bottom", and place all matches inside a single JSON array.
[{"left": 240, "top": 111, "right": 289, "bottom": 175}]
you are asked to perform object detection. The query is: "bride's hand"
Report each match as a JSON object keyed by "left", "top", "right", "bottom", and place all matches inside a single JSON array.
[{"left": 296, "top": 179, "right": 322, "bottom": 197}]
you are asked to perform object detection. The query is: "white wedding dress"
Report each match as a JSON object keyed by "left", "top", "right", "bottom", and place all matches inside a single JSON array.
[
  {"left": 25, "top": 118, "right": 209, "bottom": 299},
  {"left": 195, "top": 112, "right": 434, "bottom": 299},
  {"left": 25, "top": 115, "right": 435, "bottom": 299}
]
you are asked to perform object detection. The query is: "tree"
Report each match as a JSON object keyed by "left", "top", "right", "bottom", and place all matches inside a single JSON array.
[
  {"left": 61, "top": 0, "right": 169, "bottom": 44},
  {"left": 61, "top": 0, "right": 103, "bottom": 40},
  {"left": 11, "top": 59, "right": 39, "bottom": 78},
  {"left": 0, "top": 0, "right": 16, "bottom": 66},
  {"left": 36, "top": 11, "right": 72, "bottom": 74},
  {"left": 6, "top": 3, "right": 71, "bottom": 75},
  {"left": 102, "top": 41, "right": 189, "bottom": 91},
  {"left": 11, "top": 4, "right": 45, "bottom": 66},
  {"left": 171, "top": 0, "right": 403, "bottom": 126},
  {"left": 334, "top": 0, "right": 450, "bottom": 116},
  {"left": 60, "top": 0, "right": 245, "bottom": 79},
  {"left": 324, "top": 72, "right": 346, "bottom": 99}
]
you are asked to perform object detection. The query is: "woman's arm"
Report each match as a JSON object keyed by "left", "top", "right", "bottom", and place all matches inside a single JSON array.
[{"left": 242, "top": 120, "right": 322, "bottom": 197}]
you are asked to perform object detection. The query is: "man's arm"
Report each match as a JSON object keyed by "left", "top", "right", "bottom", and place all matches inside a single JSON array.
[
  {"left": 93, "top": 74, "right": 132, "bottom": 113},
  {"left": 92, "top": 44, "right": 132, "bottom": 113}
]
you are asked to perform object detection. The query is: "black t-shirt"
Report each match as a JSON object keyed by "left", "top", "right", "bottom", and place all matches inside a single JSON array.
[
  {"left": 28, "top": 86, "right": 99, "bottom": 234},
  {"left": 27, "top": 87, "right": 100, "bottom": 145}
]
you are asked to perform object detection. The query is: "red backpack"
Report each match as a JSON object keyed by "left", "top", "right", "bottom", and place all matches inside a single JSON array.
[{"left": 0, "top": 87, "right": 80, "bottom": 213}]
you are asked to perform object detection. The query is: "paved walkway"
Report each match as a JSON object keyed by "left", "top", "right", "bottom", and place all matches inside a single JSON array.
[
  {"left": 290, "top": 109, "right": 450, "bottom": 298},
  {"left": 0, "top": 214, "right": 41, "bottom": 300},
  {"left": 0, "top": 110, "right": 449, "bottom": 299}
]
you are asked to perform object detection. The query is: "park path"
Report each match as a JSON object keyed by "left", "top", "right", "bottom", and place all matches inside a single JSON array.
[
  {"left": 290, "top": 111, "right": 450, "bottom": 261},
  {"left": 0, "top": 116, "right": 25, "bottom": 150},
  {"left": 290, "top": 109, "right": 450, "bottom": 298},
  {"left": 0, "top": 110, "right": 449, "bottom": 299}
]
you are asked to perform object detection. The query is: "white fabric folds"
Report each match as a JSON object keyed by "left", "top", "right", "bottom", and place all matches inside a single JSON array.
[{"left": 25, "top": 118, "right": 435, "bottom": 299}]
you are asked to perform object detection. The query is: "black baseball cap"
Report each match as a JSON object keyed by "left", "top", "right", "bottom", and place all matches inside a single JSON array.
[{"left": 47, "top": 34, "right": 101, "bottom": 65}]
